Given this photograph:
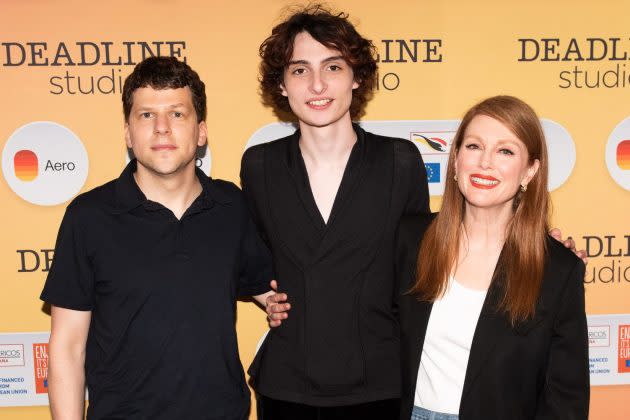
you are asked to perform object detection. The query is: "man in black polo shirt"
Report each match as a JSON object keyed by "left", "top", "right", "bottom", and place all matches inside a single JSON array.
[{"left": 41, "top": 57, "right": 289, "bottom": 420}]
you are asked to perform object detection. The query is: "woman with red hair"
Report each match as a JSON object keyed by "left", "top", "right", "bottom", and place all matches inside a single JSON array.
[{"left": 397, "top": 96, "right": 589, "bottom": 420}]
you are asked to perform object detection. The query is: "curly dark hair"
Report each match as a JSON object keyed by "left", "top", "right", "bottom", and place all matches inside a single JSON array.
[
  {"left": 259, "top": 4, "right": 378, "bottom": 120},
  {"left": 122, "top": 56, "right": 206, "bottom": 122}
]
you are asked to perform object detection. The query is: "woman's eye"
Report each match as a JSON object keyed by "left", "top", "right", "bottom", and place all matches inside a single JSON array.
[{"left": 499, "top": 148, "right": 514, "bottom": 155}]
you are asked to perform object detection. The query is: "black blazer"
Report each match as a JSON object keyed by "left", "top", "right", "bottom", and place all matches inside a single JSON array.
[
  {"left": 241, "top": 125, "right": 430, "bottom": 406},
  {"left": 396, "top": 214, "right": 589, "bottom": 420}
]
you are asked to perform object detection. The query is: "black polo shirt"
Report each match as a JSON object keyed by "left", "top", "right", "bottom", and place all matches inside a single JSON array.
[{"left": 41, "top": 160, "right": 273, "bottom": 420}]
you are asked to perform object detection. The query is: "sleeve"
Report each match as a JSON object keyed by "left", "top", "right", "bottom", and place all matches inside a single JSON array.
[
  {"left": 40, "top": 203, "right": 95, "bottom": 311},
  {"left": 536, "top": 259, "right": 589, "bottom": 419},
  {"left": 396, "top": 140, "right": 430, "bottom": 216},
  {"left": 237, "top": 203, "right": 274, "bottom": 298},
  {"left": 240, "top": 146, "right": 269, "bottom": 245}
]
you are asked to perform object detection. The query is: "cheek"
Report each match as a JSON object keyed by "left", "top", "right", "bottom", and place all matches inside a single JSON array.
[
  {"left": 455, "top": 154, "right": 474, "bottom": 172},
  {"left": 499, "top": 162, "right": 527, "bottom": 183}
]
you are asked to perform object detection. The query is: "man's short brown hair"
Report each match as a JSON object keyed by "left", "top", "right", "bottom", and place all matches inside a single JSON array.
[{"left": 122, "top": 56, "right": 206, "bottom": 123}]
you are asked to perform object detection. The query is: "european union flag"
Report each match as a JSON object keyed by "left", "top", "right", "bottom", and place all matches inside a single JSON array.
[{"left": 425, "top": 162, "right": 440, "bottom": 183}]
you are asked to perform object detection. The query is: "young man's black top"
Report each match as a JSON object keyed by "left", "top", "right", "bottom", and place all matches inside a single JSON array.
[
  {"left": 41, "top": 160, "right": 273, "bottom": 419},
  {"left": 242, "top": 125, "right": 430, "bottom": 406}
]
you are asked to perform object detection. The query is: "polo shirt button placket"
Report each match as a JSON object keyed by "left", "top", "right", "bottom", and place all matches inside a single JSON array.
[{"left": 175, "top": 218, "right": 190, "bottom": 260}]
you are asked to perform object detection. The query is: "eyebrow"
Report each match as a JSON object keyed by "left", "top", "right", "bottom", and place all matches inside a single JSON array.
[
  {"left": 464, "top": 134, "right": 523, "bottom": 146},
  {"left": 136, "top": 103, "right": 187, "bottom": 111},
  {"left": 287, "top": 55, "right": 345, "bottom": 65}
]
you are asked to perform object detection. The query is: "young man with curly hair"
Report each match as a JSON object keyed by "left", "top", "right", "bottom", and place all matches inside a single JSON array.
[{"left": 241, "top": 6, "right": 430, "bottom": 419}]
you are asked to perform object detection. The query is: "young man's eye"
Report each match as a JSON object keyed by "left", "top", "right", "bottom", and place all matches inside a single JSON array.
[
  {"left": 292, "top": 68, "right": 306, "bottom": 75},
  {"left": 173, "top": 112, "right": 183, "bottom": 118},
  {"left": 328, "top": 64, "right": 341, "bottom": 71},
  {"left": 141, "top": 112, "right": 152, "bottom": 119}
]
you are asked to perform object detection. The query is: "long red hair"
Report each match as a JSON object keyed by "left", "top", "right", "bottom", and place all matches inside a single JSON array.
[{"left": 410, "top": 96, "right": 549, "bottom": 324}]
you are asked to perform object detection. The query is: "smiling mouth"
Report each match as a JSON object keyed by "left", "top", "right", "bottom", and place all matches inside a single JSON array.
[
  {"left": 470, "top": 175, "right": 499, "bottom": 188},
  {"left": 306, "top": 98, "right": 332, "bottom": 107}
]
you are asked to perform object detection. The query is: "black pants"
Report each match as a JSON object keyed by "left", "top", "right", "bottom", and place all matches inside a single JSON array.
[{"left": 258, "top": 395, "right": 400, "bottom": 420}]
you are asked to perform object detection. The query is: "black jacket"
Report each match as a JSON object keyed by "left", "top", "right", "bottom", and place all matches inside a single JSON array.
[
  {"left": 241, "top": 125, "right": 429, "bottom": 406},
  {"left": 396, "top": 214, "right": 589, "bottom": 420}
]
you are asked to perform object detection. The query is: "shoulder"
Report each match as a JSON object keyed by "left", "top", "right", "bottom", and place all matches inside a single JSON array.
[
  {"left": 209, "top": 177, "right": 241, "bottom": 197},
  {"left": 64, "top": 178, "right": 117, "bottom": 217},
  {"left": 364, "top": 130, "right": 420, "bottom": 158},
  {"left": 546, "top": 235, "right": 585, "bottom": 275},
  {"left": 541, "top": 235, "right": 586, "bottom": 296},
  {"left": 242, "top": 135, "right": 293, "bottom": 164}
]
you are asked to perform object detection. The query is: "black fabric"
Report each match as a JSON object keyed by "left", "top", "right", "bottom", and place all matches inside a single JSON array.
[
  {"left": 41, "top": 160, "right": 273, "bottom": 420},
  {"left": 241, "top": 125, "right": 430, "bottom": 406},
  {"left": 258, "top": 395, "right": 400, "bottom": 420},
  {"left": 396, "top": 214, "right": 589, "bottom": 420}
]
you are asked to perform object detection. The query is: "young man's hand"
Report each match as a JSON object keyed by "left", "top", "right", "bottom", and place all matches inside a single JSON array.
[{"left": 550, "top": 228, "right": 588, "bottom": 266}]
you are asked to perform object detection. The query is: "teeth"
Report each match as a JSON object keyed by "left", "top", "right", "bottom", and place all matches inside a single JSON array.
[
  {"left": 471, "top": 176, "right": 499, "bottom": 186},
  {"left": 308, "top": 99, "right": 332, "bottom": 106}
]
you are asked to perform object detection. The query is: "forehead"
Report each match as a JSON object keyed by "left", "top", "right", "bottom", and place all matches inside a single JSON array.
[
  {"left": 464, "top": 114, "right": 521, "bottom": 144},
  {"left": 289, "top": 31, "right": 342, "bottom": 61},
  {"left": 131, "top": 86, "right": 193, "bottom": 108}
]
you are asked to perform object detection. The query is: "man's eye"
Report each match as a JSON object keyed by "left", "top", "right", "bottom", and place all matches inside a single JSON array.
[
  {"left": 292, "top": 68, "right": 306, "bottom": 75},
  {"left": 173, "top": 112, "right": 183, "bottom": 118},
  {"left": 141, "top": 112, "right": 152, "bottom": 118},
  {"left": 329, "top": 64, "right": 341, "bottom": 71}
]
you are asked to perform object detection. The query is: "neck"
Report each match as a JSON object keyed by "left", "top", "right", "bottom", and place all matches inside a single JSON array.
[
  {"left": 133, "top": 161, "right": 201, "bottom": 219},
  {"left": 461, "top": 203, "right": 513, "bottom": 249},
  {"left": 298, "top": 117, "right": 356, "bottom": 165}
]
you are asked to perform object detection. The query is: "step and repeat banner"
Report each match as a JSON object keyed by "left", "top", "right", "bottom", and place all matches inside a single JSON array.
[{"left": 1, "top": 0, "right": 628, "bottom": 418}]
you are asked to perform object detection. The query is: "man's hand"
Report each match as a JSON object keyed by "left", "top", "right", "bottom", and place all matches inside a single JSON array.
[
  {"left": 550, "top": 228, "right": 588, "bottom": 265},
  {"left": 254, "top": 280, "right": 291, "bottom": 328},
  {"left": 265, "top": 280, "right": 290, "bottom": 327}
]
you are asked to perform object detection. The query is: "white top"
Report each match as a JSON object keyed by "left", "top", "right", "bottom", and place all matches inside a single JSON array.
[{"left": 414, "top": 276, "right": 487, "bottom": 414}]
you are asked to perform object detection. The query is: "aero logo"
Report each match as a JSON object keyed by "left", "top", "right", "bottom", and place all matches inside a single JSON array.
[
  {"left": 606, "top": 117, "right": 630, "bottom": 190},
  {"left": 245, "top": 120, "right": 576, "bottom": 196},
  {"left": 2, "top": 122, "right": 89, "bottom": 205},
  {"left": 617, "top": 140, "right": 630, "bottom": 170},
  {"left": 13, "top": 150, "right": 38, "bottom": 181}
]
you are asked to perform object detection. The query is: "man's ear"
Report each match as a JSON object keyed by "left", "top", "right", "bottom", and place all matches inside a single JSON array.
[
  {"left": 197, "top": 121, "right": 208, "bottom": 147},
  {"left": 280, "top": 82, "right": 288, "bottom": 97},
  {"left": 125, "top": 122, "right": 132, "bottom": 148}
]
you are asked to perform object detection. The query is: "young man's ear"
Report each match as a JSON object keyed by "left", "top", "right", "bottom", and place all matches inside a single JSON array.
[{"left": 280, "top": 83, "right": 288, "bottom": 97}]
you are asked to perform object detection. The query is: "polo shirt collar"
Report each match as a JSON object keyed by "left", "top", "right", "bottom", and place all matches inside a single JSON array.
[{"left": 112, "top": 159, "right": 231, "bottom": 214}]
